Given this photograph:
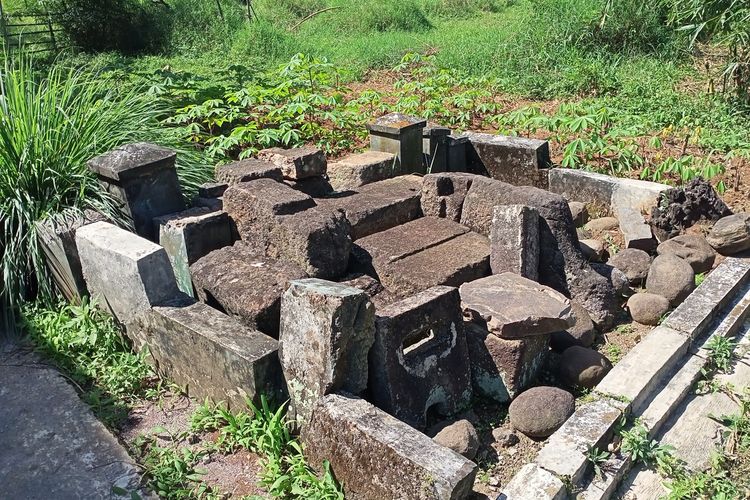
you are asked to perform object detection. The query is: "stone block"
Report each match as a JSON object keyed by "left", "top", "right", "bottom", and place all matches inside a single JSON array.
[
  {"left": 447, "top": 134, "right": 469, "bottom": 172},
  {"left": 304, "top": 394, "right": 477, "bottom": 500},
  {"left": 130, "top": 300, "right": 283, "bottom": 409},
  {"left": 198, "top": 182, "right": 228, "bottom": 198},
  {"left": 490, "top": 205, "right": 539, "bottom": 279},
  {"left": 284, "top": 176, "right": 333, "bottom": 198},
  {"left": 378, "top": 232, "right": 490, "bottom": 298},
  {"left": 36, "top": 209, "right": 106, "bottom": 303},
  {"left": 76, "top": 221, "right": 180, "bottom": 324},
  {"left": 423, "top": 125, "right": 452, "bottom": 173},
  {"left": 278, "top": 279, "right": 375, "bottom": 426},
  {"left": 370, "top": 286, "right": 472, "bottom": 429},
  {"left": 194, "top": 197, "right": 223, "bottom": 211},
  {"left": 421, "top": 172, "right": 477, "bottom": 222},
  {"left": 618, "top": 207, "right": 656, "bottom": 252},
  {"left": 338, "top": 273, "right": 399, "bottom": 309},
  {"left": 465, "top": 323, "right": 548, "bottom": 403},
  {"left": 498, "top": 463, "right": 567, "bottom": 500},
  {"left": 460, "top": 273, "right": 574, "bottom": 339},
  {"left": 258, "top": 146, "right": 327, "bottom": 180},
  {"left": 190, "top": 243, "right": 308, "bottom": 336},
  {"left": 327, "top": 151, "right": 398, "bottom": 191},
  {"left": 460, "top": 132, "right": 550, "bottom": 188},
  {"left": 215, "top": 158, "right": 283, "bottom": 185},
  {"left": 319, "top": 175, "right": 423, "bottom": 240},
  {"left": 155, "top": 208, "right": 234, "bottom": 296},
  {"left": 87, "top": 143, "right": 185, "bottom": 240},
  {"left": 367, "top": 113, "right": 427, "bottom": 174}
]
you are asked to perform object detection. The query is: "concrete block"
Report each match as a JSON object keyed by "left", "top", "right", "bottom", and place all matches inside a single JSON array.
[
  {"left": 87, "top": 143, "right": 185, "bottom": 240},
  {"left": 278, "top": 279, "right": 375, "bottom": 426},
  {"left": 155, "top": 208, "right": 234, "bottom": 296},
  {"left": 490, "top": 205, "right": 540, "bottom": 279},
  {"left": 130, "top": 301, "right": 283, "bottom": 409},
  {"left": 618, "top": 207, "right": 656, "bottom": 252},
  {"left": 367, "top": 113, "right": 427, "bottom": 174},
  {"left": 304, "top": 394, "right": 477, "bottom": 500},
  {"left": 327, "top": 151, "right": 398, "bottom": 191},
  {"left": 215, "top": 158, "right": 283, "bottom": 184},
  {"left": 498, "top": 463, "right": 567, "bottom": 500},
  {"left": 258, "top": 146, "right": 327, "bottom": 180},
  {"left": 460, "top": 132, "right": 550, "bottom": 188},
  {"left": 370, "top": 286, "right": 472, "bottom": 429},
  {"left": 421, "top": 172, "right": 477, "bottom": 222},
  {"left": 76, "top": 221, "right": 180, "bottom": 324}
]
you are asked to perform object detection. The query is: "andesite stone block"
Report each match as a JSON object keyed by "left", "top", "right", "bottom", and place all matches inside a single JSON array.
[
  {"left": 198, "top": 182, "right": 229, "bottom": 198},
  {"left": 423, "top": 125, "right": 452, "bottom": 173},
  {"left": 460, "top": 132, "right": 550, "bottom": 188},
  {"left": 304, "top": 394, "right": 477, "bottom": 500},
  {"left": 367, "top": 113, "right": 427, "bottom": 174},
  {"left": 421, "top": 172, "right": 477, "bottom": 222},
  {"left": 370, "top": 286, "right": 472, "bottom": 429},
  {"left": 87, "top": 143, "right": 185, "bottom": 240},
  {"left": 258, "top": 146, "right": 327, "bottom": 180},
  {"left": 498, "top": 463, "right": 567, "bottom": 500},
  {"left": 214, "top": 158, "right": 283, "bottom": 185},
  {"left": 278, "top": 279, "right": 375, "bottom": 426},
  {"left": 76, "top": 221, "right": 180, "bottom": 325},
  {"left": 618, "top": 207, "right": 656, "bottom": 252},
  {"left": 284, "top": 176, "right": 334, "bottom": 198},
  {"left": 446, "top": 134, "right": 469, "bottom": 172},
  {"left": 327, "top": 151, "right": 398, "bottom": 191},
  {"left": 490, "top": 204, "right": 540, "bottom": 279}
]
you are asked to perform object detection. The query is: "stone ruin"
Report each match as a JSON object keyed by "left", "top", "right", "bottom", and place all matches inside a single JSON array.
[{"left": 40, "top": 113, "right": 717, "bottom": 499}]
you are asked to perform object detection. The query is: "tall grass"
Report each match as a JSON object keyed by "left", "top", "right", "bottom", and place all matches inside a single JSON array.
[{"left": 0, "top": 55, "right": 207, "bottom": 329}]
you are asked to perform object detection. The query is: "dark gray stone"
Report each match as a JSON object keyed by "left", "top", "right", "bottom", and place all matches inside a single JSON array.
[
  {"left": 258, "top": 146, "right": 327, "bottom": 180},
  {"left": 509, "top": 386, "right": 575, "bottom": 438},
  {"left": 646, "top": 254, "right": 695, "bottom": 306},
  {"left": 490, "top": 205, "right": 540, "bottom": 280},
  {"left": 651, "top": 178, "right": 732, "bottom": 238},
  {"left": 550, "top": 301, "right": 596, "bottom": 352},
  {"left": 657, "top": 234, "right": 716, "bottom": 273},
  {"left": 460, "top": 132, "right": 550, "bottom": 188},
  {"left": 447, "top": 134, "right": 469, "bottom": 172},
  {"left": 284, "top": 176, "right": 334, "bottom": 198},
  {"left": 559, "top": 346, "right": 612, "bottom": 389},
  {"left": 423, "top": 125, "right": 452, "bottom": 173},
  {"left": 215, "top": 158, "right": 283, "bottom": 184},
  {"left": 367, "top": 113, "right": 427, "bottom": 174},
  {"left": 198, "top": 182, "right": 228, "bottom": 198},
  {"left": 87, "top": 141, "right": 176, "bottom": 181},
  {"left": 421, "top": 172, "right": 476, "bottom": 222},
  {"left": 591, "top": 263, "right": 631, "bottom": 297},
  {"left": 304, "top": 394, "right": 477, "bottom": 500},
  {"left": 609, "top": 248, "right": 652, "bottom": 285},
  {"left": 370, "top": 286, "right": 472, "bottom": 429}
]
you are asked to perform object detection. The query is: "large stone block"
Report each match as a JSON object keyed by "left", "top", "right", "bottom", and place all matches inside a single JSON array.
[
  {"left": 258, "top": 146, "right": 327, "bottom": 180},
  {"left": 460, "top": 176, "right": 618, "bottom": 328},
  {"left": 87, "top": 143, "right": 185, "bottom": 240},
  {"left": 460, "top": 273, "right": 574, "bottom": 339},
  {"left": 278, "top": 279, "right": 375, "bottom": 426},
  {"left": 327, "top": 151, "right": 398, "bottom": 191},
  {"left": 75, "top": 221, "right": 180, "bottom": 324},
  {"left": 490, "top": 205, "right": 540, "bottom": 279},
  {"left": 367, "top": 113, "right": 427, "bottom": 174},
  {"left": 423, "top": 125, "right": 452, "bottom": 173},
  {"left": 460, "top": 132, "right": 550, "bottom": 188},
  {"left": 465, "top": 323, "right": 548, "bottom": 403},
  {"left": 319, "top": 175, "right": 423, "bottom": 240},
  {"left": 421, "top": 173, "right": 477, "bottom": 222},
  {"left": 215, "top": 158, "right": 283, "bottom": 184},
  {"left": 284, "top": 177, "right": 333, "bottom": 198},
  {"left": 370, "top": 286, "right": 472, "bottom": 429},
  {"left": 190, "top": 243, "right": 308, "bottom": 336},
  {"left": 155, "top": 208, "right": 234, "bottom": 296},
  {"left": 304, "top": 394, "right": 477, "bottom": 500},
  {"left": 130, "top": 300, "right": 284, "bottom": 409}
]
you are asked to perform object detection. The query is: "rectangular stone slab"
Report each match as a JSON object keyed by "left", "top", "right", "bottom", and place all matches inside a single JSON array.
[
  {"left": 215, "top": 158, "right": 283, "bottom": 184},
  {"left": 460, "top": 132, "right": 550, "bottom": 188},
  {"left": 327, "top": 151, "right": 398, "bottom": 191},
  {"left": 304, "top": 394, "right": 477, "bottom": 500},
  {"left": 258, "top": 146, "right": 327, "bottom": 180},
  {"left": 130, "top": 301, "right": 284, "bottom": 409}
]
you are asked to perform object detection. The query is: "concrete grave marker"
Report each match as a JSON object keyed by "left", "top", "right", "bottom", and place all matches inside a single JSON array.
[{"left": 366, "top": 113, "right": 427, "bottom": 175}]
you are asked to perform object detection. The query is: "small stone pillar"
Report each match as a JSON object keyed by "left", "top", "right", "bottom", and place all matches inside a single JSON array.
[
  {"left": 87, "top": 143, "right": 186, "bottom": 240},
  {"left": 366, "top": 113, "right": 426, "bottom": 175},
  {"left": 490, "top": 205, "right": 540, "bottom": 280},
  {"left": 278, "top": 279, "right": 375, "bottom": 427},
  {"left": 447, "top": 134, "right": 469, "bottom": 172},
  {"left": 422, "top": 125, "right": 451, "bottom": 173}
]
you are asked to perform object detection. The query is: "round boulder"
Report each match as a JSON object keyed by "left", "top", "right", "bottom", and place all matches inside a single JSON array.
[
  {"left": 509, "top": 386, "right": 575, "bottom": 439},
  {"left": 551, "top": 301, "right": 596, "bottom": 352},
  {"left": 707, "top": 213, "right": 750, "bottom": 255},
  {"left": 627, "top": 292, "right": 670, "bottom": 326},
  {"left": 559, "top": 346, "right": 613, "bottom": 389},
  {"left": 586, "top": 217, "right": 619, "bottom": 233},
  {"left": 609, "top": 248, "right": 651, "bottom": 285},
  {"left": 592, "top": 263, "right": 631, "bottom": 297},
  {"left": 646, "top": 254, "right": 695, "bottom": 306},
  {"left": 657, "top": 234, "right": 716, "bottom": 274},
  {"left": 432, "top": 419, "right": 480, "bottom": 460}
]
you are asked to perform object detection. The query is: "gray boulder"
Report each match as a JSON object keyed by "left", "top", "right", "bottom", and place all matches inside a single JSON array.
[
  {"left": 509, "top": 386, "right": 575, "bottom": 438},
  {"left": 707, "top": 213, "right": 750, "bottom": 255},
  {"left": 627, "top": 292, "right": 670, "bottom": 326},
  {"left": 657, "top": 234, "right": 716, "bottom": 273},
  {"left": 592, "top": 263, "right": 631, "bottom": 297},
  {"left": 559, "top": 346, "right": 612, "bottom": 389},
  {"left": 609, "top": 248, "right": 651, "bottom": 285},
  {"left": 432, "top": 419, "right": 480, "bottom": 460},
  {"left": 646, "top": 254, "right": 695, "bottom": 306}
]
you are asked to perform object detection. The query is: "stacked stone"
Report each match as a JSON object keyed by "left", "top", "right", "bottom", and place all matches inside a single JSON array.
[{"left": 258, "top": 146, "right": 333, "bottom": 197}]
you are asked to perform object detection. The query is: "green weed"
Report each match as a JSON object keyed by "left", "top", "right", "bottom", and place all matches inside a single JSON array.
[
  {"left": 585, "top": 445, "right": 611, "bottom": 477},
  {"left": 705, "top": 335, "right": 738, "bottom": 374}
]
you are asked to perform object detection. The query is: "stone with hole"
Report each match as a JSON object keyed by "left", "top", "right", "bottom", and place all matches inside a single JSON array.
[
  {"left": 509, "top": 386, "right": 575, "bottom": 439},
  {"left": 421, "top": 172, "right": 477, "bottom": 222}
]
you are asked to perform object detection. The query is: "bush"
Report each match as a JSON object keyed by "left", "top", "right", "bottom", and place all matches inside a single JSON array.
[
  {"left": 339, "top": 0, "right": 432, "bottom": 33},
  {"left": 420, "top": 0, "right": 509, "bottom": 19},
  {"left": 162, "top": 0, "right": 247, "bottom": 54},
  {"left": 589, "top": 0, "right": 678, "bottom": 55}
]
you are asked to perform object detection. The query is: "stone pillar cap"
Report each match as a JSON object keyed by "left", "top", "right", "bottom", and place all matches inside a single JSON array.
[
  {"left": 366, "top": 113, "right": 427, "bottom": 134},
  {"left": 87, "top": 142, "right": 177, "bottom": 181},
  {"left": 423, "top": 125, "right": 452, "bottom": 138}
]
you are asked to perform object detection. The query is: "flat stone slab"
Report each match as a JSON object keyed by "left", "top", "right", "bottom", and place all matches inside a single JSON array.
[
  {"left": 499, "top": 463, "right": 567, "bottom": 500},
  {"left": 215, "top": 158, "right": 283, "bottom": 184},
  {"left": 258, "top": 146, "right": 327, "bottom": 180},
  {"left": 304, "top": 394, "right": 477, "bottom": 500},
  {"left": 190, "top": 243, "right": 308, "bottom": 336},
  {"left": 460, "top": 273, "right": 574, "bottom": 339},
  {"left": 319, "top": 175, "right": 422, "bottom": 240},
  {"left": 0, "top": 346, "right": 147, "bottom": 498},
  {"left": 327, "top": 151, "right": 398, "bottom": 191},
  {"left": 87, "top": 141, "right": 176, "bottom": 181}
]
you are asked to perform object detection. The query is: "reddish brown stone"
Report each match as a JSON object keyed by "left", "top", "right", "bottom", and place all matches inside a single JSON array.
[
  {"left": 421, "top": 173, "right": 477, "bottom": 222},
  {"left": 215, "top": 158, "right": 283, "bottom": 184},
  {"left": 258, "top": 146, "right": 327, "bottom": 180}
]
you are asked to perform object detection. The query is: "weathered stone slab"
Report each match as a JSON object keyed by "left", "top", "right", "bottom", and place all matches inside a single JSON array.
[
  {"left": 278, "top": 279, "right": 374, "bottom": 426},
  {"left": 319, "top": 175, "right": 423, "bottom": 240},
  {"left": 421, "top": 172, "right": 477, "bottom": 222},
  {"left": 338, "top": 274, "right": 399, "bottom": 309},
  {"left": 460, "top": 176, "right": 618, "bottom": 328},
  {"left": 190, "top": 243, "right": 307, "bottom": 336},
  {"left": 258, "top": 146, "right": 327, "bottom": 180},
  {"left": 87, "top": 143, "right": 186, "bottom": 240},
  {"left": 460, "top": 273, "right": 573, "bottom": 339},
  {"left": 618, "top": 207, "right": 655, "bottom": 252},
  {"left": 378, "top": 232, "right": 490, "bottom": 298},
  {"left": 499, "top": 463, "right": 567, "bottom": 500},
  {"left": 76, "top": 221, "right": 180, "bottom": 324},
  {"left": 130, "top": 300, "right": 283, "bottom": 409},
  {"left": 198, "top": 182, "right": 228, "bottom": 198},
  {"left": 304, "top": 394, "right": 477, "bottom": 500},
  {"left": 155, "top": 208, "right": 234, "bottom": 296},
  {"left": 490, "top": 205, "right": 539, "bottom": 279},
  {"left": 370, "top": 286, "right": 472, "bottom": 429},
  {"left": 465, "top": 323, "right": 548, "bottom": 403},
  {"left": 327, "top": 151, "right": 398, "bottom": 191},
  {"left": 367, "top": 113, "right": 427, "bottom": 174},
  {"left": 284, "top": 176, "right": 334, "bottom": 198},
  {"left": 215, "top": 158, "right": 283, "bottom": 184},
  {"left": 460, "top": 132, "right": 550, "bottom": 188}
]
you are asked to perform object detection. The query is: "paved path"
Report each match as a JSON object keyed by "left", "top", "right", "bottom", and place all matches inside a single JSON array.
[{"left": 0, "top": 342, "right": 147, "bottom": 500}]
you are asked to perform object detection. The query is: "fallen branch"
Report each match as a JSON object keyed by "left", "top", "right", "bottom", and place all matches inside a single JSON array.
[{"left": 289, "top": 7, "right": 341, "bottom": 32}]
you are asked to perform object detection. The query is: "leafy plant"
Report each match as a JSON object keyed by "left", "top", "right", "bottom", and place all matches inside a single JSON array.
[
  {"left": 620, "top": 421, "right": 679, "bottom": 472},
  {"left": 585, "top": 445, "right": 611, "bottom": 477},
  {"left": 705, "top": 335, "right": 737, "bottom": 373}
]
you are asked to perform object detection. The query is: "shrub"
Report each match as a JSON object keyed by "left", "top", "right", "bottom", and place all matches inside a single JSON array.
[
  {"left": 420, "top": 0, "right": 509, "bottom": 19},
  {"left": 338, "top": 0, "right": 432, "bottom": 33},
  {"left": 162, "top": 0, "right": 247, "bottom": 54}
]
